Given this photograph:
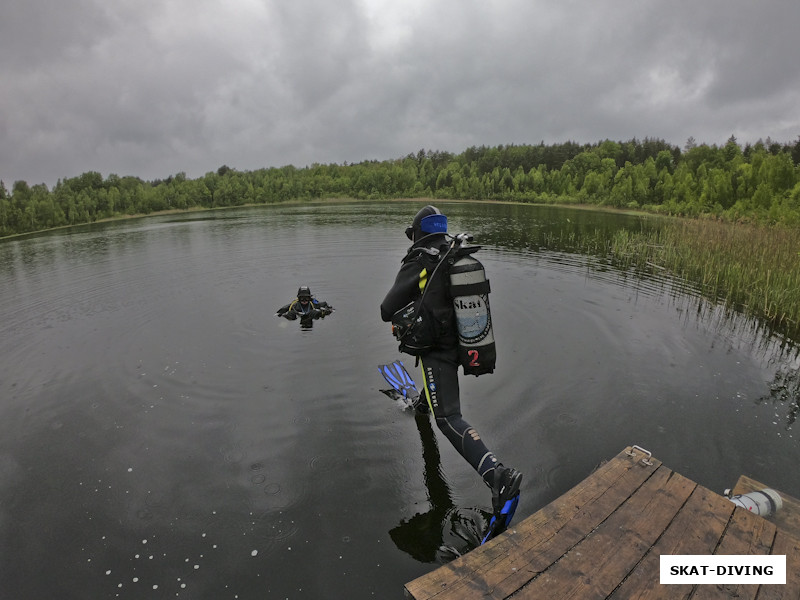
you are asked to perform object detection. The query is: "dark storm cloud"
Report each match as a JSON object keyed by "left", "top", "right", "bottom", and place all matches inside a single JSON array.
[{"left": 1, "top": 0, "right": 798, "bottom": 188}]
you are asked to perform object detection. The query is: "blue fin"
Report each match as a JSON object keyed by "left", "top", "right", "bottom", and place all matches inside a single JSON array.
[
  {"left": 378, "top": 361, "right": 419, "bottom": 401},
  {"left": 481, "top": 493, "right": 520, "bottom": 545}
]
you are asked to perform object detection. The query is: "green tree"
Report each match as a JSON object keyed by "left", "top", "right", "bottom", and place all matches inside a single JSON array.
[
  {"left": 655, "top": 150, "right": 675, "bottom": 174},
  {"left": 752, "top": 182, "right": 772, "bottom": 211},
  {"left": 700, "top": 168, "right": 734, "bottom": 211},
  {"left": 762, "top": 152, "right": 796, "bottom": 194},
  {"left": 0, "top": 197, "right": 11, "bottom": 236}
]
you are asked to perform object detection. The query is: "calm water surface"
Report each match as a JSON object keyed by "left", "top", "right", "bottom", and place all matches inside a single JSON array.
[{"left": 1, "top": 201, "right": 798, "bottom": 598}]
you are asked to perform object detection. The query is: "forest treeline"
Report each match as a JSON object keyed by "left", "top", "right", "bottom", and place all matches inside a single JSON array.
[{"left": 2, "top": 136, "right": 800, "bottom": 238}]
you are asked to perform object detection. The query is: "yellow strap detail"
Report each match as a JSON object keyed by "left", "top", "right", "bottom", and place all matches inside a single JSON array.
[
  {"left": 419, "top": 358, "right": 435, "bottom": 414},
  {"left": 418, "top": 268, "right": 428, "bottom": 292}
]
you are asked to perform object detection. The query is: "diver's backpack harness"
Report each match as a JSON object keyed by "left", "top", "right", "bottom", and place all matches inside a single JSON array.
[{"left": 391, "top": 233, "right": 496, "bottom": 376}]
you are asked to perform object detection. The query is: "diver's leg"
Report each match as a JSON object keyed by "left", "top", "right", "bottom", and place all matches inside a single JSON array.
[
  {"left": 419, "top": 354, "right": 498, "bottom": 484},
  {"left": 420, "top": 352, "right": 523, "bottom": 539}
]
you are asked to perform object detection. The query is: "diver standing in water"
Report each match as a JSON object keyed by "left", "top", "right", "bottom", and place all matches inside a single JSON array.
[
  {"left": 276, "top": 286, "right": 334, "bottom": 324},
  {"left": 380, "top": 206, "right": 522, "bottom": 542}
]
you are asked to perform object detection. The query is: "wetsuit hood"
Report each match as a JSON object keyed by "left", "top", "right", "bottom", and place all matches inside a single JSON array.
[{"left": 406, "top": 205, "right": 447, "bottom": 242}]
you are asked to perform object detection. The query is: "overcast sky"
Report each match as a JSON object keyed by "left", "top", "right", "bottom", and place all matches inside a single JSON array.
[{"left": 2, "top": 0, "right": 799, "bottom": 188}]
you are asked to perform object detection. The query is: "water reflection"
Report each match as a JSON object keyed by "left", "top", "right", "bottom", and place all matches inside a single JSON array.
[
  {"left": 388, "top": 413, "right": 485, "bottom": 563},
  {"left": 2, "top": 201, "right": 799, "bottom": 599},
  {"left": 444, "top": 201, "right": 798, "bottom": 359},
  {"left": 760, "top": 366, "right": 800, "bottom": 429},
  {"left": 450, "top": 202, "right": 659, "bottom": 255}
]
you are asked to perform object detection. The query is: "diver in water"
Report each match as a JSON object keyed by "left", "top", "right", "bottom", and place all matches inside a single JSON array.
[
  {"left": 276, "top": 286, "right": 334, "bottom": 322},
  {"left": 380, "top": 205, "right": 522, "bottom": 542}
]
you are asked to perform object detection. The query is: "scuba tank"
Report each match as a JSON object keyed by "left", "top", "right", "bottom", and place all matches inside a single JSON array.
[
  {"left": 726, "top": 488, "right": 782, "bottom": 516},
  {"left": 448, "top": 238, "right": 496, "bottom": 376},
  {"left": 389, "top": 230, "right": 497, "bottom": 375}
]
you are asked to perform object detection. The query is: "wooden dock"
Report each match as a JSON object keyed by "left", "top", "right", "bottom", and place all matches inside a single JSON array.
[{"left": 405, "top": 446, "right": 800, "bottom": 599}]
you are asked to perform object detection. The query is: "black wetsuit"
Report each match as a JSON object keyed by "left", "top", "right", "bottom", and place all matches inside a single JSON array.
[
  {"left": 276, "top": 298, "right": 332, "bottom": 321},
  {"left": 380, "top": 234, "right": 500, "bottom": 487}
]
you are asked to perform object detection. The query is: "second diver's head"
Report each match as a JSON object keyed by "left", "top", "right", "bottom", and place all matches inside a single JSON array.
[
  {"left": 405, "top": 205, "right": 447, "bottom": 242},
  {"left": 297, "top": 286, "right": 312, "bottom": 304}
]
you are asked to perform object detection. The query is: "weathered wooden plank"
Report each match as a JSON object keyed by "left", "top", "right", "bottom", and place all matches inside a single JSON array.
[
  {"left": 404, "top": 446, "right": 660, "bottom": 600},
  {"left": 732, "top": 475, "right": 800, "bottom": 541},
  {"left": 691, "top": 507, "right": 777, "bottom": 600},
  {"left": 758, "top": 530, "right": 800, "bottom": 600},
  {"left": 510, "top": 466, "right": 695, "bottom": 599},
  {"left": 608, "top": 483, "right": 736, "bottom": 600},
  {"left": 405, "top": 448, "right": 800, "bottom": 600}
]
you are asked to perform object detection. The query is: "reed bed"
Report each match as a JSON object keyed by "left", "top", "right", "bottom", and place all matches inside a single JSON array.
[{"left": 607, "top": 220, "right": 800, "bottom": 341}]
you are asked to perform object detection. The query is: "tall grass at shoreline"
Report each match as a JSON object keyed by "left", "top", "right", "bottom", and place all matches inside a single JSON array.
[{"left": 607, "top": 220, "right": 800, "bottom": 341}]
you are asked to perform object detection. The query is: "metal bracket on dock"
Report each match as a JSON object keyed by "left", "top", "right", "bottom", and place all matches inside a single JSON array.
[{"left": 627, "top": 445, "right": 653, "bottom": 467}]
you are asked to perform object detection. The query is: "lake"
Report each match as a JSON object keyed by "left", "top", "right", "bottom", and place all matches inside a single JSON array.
[{"left": 1, "top": 200, "right": 798, "bottom": 598}]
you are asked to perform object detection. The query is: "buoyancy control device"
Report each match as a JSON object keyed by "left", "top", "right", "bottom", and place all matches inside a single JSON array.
[
  {"left": 449, "top": 243, "right": 495, "bottom": 376},
  {"left": 390, "top": 233, "right": 496, "bottom": 376}
]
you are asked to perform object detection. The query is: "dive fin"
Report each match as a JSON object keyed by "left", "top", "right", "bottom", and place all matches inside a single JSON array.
[
  {"left": 378, "top": 361, "right": 420, "bottom": 401},
  {"left": 481, "top": 493, "right": 520, "bottom": 545},
  {"left": 380, "top": 388, "right": 409, "bottom": 404},
  {"left": 378, "top": 361, "right": 427, "bottom": 413}
]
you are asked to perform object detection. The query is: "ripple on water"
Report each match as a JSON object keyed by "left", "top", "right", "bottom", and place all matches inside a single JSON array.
[
  {"left": 219, "top": 442, "right": 246, "bottom": 464},
  {"left": 543, "top": 463, "right": 563, "bottom": 493},
  {"left": 263, "top": 482, "right": 281, "bottom": 496},
  {"left": 556, "top": 411, "right": 578, "bottom": 426},
  {"left": 262, "top": 518, "right": 300, "bottom": 542},
  {"left": 309, "top": 454, "right": 334, "bottom": 471}
]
